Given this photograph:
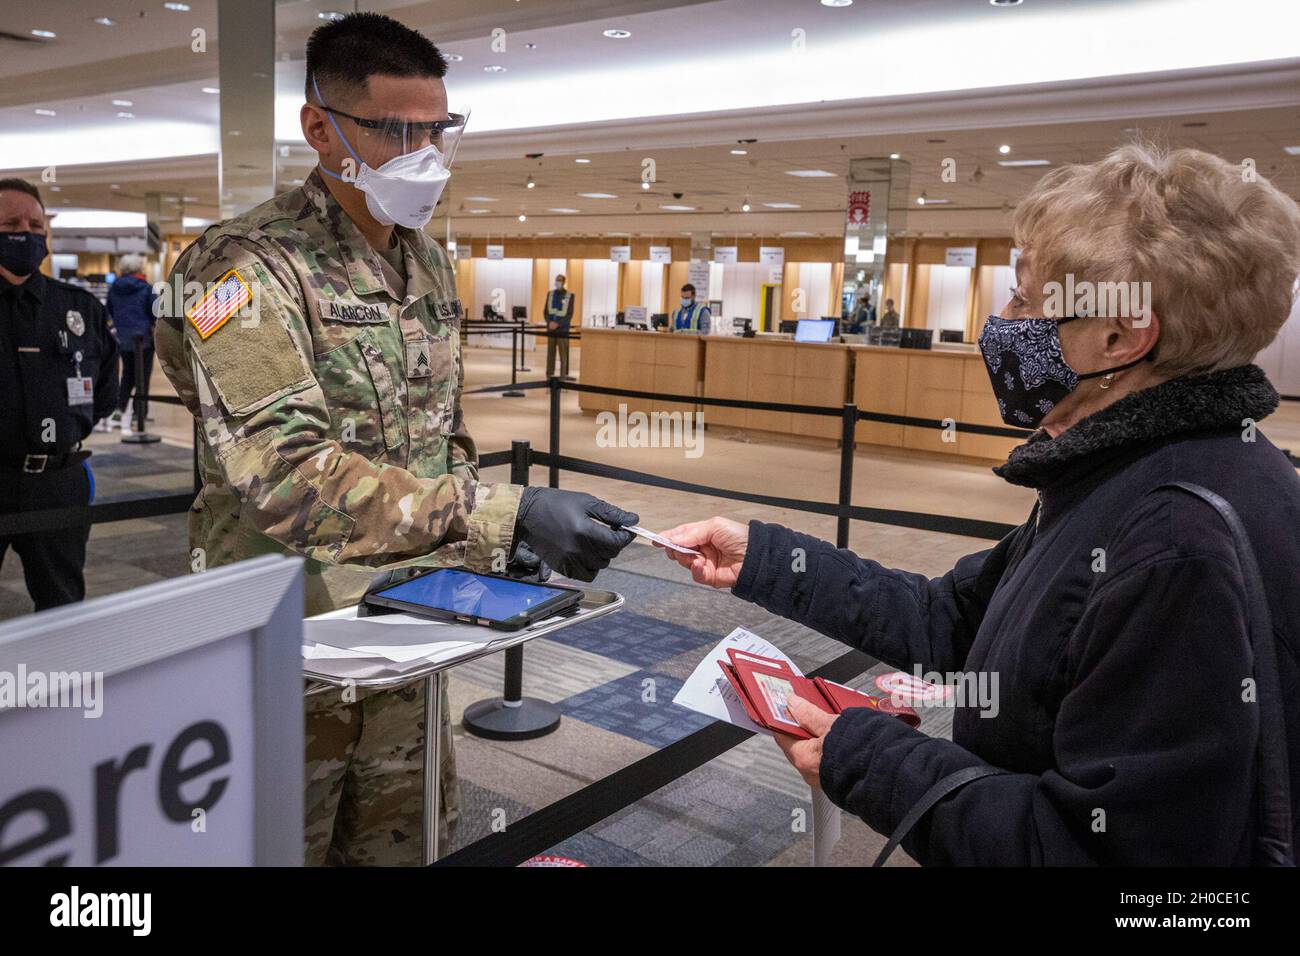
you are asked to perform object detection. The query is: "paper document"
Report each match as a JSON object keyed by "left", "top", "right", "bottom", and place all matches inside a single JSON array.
[
  {"left": 624, "top": 525, "right": 702, "bottom": 556},
  {"left": 674, "top": 628, "right": 841, "bottom": 865},
  {"left": 673, "top": 627, "right": 801, "bottom": 734}
]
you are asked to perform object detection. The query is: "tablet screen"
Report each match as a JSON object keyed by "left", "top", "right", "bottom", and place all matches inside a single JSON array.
[{"left": 371, "top": 570, "right": 573, "bottom": 622}]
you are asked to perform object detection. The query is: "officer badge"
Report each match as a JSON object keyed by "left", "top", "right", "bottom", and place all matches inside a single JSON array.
[{"left": 65, "top": 310, "right": 85, "bottom": 337}]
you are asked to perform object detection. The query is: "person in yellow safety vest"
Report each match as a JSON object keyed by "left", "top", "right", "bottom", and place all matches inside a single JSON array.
[
  {"left": 671, "top": 283, "right": 711, "bottom": 334},
  {"left": 545, "top": 273, "right": 575, "bottom": 378}
]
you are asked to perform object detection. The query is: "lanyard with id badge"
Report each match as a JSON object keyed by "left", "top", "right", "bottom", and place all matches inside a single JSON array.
[{"left": 59, "top": 323, "right": 94, "bottom": 407}]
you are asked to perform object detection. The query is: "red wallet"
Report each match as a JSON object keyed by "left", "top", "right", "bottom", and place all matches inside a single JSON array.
[{"left": 718, "top": 649, "right": 920, "bottom": 739}]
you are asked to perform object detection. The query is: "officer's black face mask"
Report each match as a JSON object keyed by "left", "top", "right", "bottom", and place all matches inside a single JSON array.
[{"left": 0, "top": 231, "right": 49, "bottom": 277}]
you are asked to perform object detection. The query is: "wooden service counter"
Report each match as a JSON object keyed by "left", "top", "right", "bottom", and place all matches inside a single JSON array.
[
  {"left": 577, "top": 327, "right": 704, "bottom": 417},
  {"left": 851, "top": 344, "right": 1022, "bottom": 461},
  {"left": 703, "top": 336, "right": 850, "bottom": 440},
  {"left": 577, "top": 328, "right": 1022, "bottom": 461}
]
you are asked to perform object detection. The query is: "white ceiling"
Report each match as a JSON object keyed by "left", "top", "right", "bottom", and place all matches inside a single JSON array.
[{"left": 1, "top": 0, "right": 1297, "bottom": 238}]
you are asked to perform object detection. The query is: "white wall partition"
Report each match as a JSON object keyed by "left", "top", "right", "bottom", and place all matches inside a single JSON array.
[
  {"left": 719, "top": 261, "right": 762, "bottom": 324},
  {"left": 471, "top": 257, "right": 533, "bottom": 348},
  {"left": 926, "top": 264, "right": 972, "bottom": 332},
  {"left": 1255, "top": 292, "right": 1300, "bottom": 396},
  {"left": 640, "top": 262, "right": 666, "bottom": 314},
  {"left": 582, "top": 258, "right": 619, "bottom": 322}
]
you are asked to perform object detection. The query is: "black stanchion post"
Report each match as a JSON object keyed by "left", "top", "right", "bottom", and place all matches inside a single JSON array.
[
  {"left": 837, "top": 403, "right": 856, "bottom": 550},
  {"left": 517, "top": 319, "right": 531, "bottom": 372},
  {"left": 462, "top": 439, "right": 563, "bottom": 741},
  {"left": 121, "top": 340, "right": 160, "bottom": 445},
  {"left": 548, "top": 376, "right": 561, "bottom": 488},
  {"left": 503, "top": 324, "right": 525, "bottom": 398}
]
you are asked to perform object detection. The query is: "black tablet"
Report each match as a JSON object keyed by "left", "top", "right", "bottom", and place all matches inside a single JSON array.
[{"left": 363, "top": 568, "right": 583, "bottom": 630}]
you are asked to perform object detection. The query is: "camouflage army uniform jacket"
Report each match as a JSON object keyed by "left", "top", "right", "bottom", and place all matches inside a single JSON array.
[{"left": 155, "top": 170, "right": 521, "bottom": 615}]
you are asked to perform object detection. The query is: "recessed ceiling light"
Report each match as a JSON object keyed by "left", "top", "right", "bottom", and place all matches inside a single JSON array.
[
  {"left": 578, "top": 192, "right": 617, "bottom": 199},
  {"left": 641, "top": 182, "right": 650, "bottom": 190},
  {"left": 34, "top": 108, "right": 57, "bottom": 117},
  {"left": 998, "top": 144, "right": 1011, "bottom": 154},
  {"left": 202, "top": 87, "right": 219, "bottom": 95},
  {"left": 31, "top": 29, "right": 56, "bottom": 39},
  {"left": 93, "top": 17, "right": 116, "bottom": 27},
  {"left": 889, "top": 152, "right": 900, "bottom": 160},
  {"left": 730, "top": 149, "right": 748, "bottom": 155},
  {"left": 445, "top": 53, "right": 464, "bottom": 62},
  {"left": 1284, "top": 146, "right": 1300, "bottom": 155},
  {"left": 163, "top": 2, "right": 191, "bottom": 11},
  {"left": 468, "top": 209, "right": 491, "bottom": 214},
  {"left": 785, "top": 169, "right": 835, "bottom": 177},
  {"left": 989, "top": 0, "right": 1023, "bottom": 6},
  {"left": 548, "top": 208, "right": 580, "bottom": 213},
  {"left": 574, "top": 158, "right": 591, "bottom": 164},
  {"left": 660, "top": 205, "right": 695, "bottom": 211},
  {"left": 741, "top": 201, "right": 751, "bottom": 212},
  {"left": 518, "top": 213, "right": 527, "bottom": 222},
  {"left": 998, "top": 159, "right": 1051, "bottom": 167},
  {"left": 112, "top": 99, "right": 133, "bottom": 107},
  {"left": 821, "top": 0, "right": 853, "bottom": 6},
  {"left": 524, "top": 42, "right": 537, "bottom": 50},
  {"left": 110, "top": 184, "right": 120, "bottom": 190},
  {"left": 918, "top": 197, "right": 951, "bottom": 205},
  {"left": 763, "top": 202, "right": 801, "bottom": 209},
  {"left": 183, "top": 196, "right": 199, "bottom": 202},
  {"left": 602, "top": 29, "right": 632, "bottom": 39},
  {"left": 116, "top": 111, "right": 135, "bottom": 119},
  {"left": 49, "top": 186, "right": 60, "bottom": 192},
  {"left": 484, "top": 65, "right": 507, "bottom": 73},
  {"left": 780, "top": 231, "right": 816, "bottom": 237},
  {"left": 317, "top": 11, "right": 345, "bottom": 21},
  {"left": 466, "top": 196, "right": 498, "bottom": 202}
]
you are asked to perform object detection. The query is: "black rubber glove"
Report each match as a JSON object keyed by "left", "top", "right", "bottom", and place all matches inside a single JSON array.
[
  {"left": 505, "top": 540, "right": 552, "bottom": 583},
  {"left": 514, "top": 487, "right": 638, "bottom": 582}
]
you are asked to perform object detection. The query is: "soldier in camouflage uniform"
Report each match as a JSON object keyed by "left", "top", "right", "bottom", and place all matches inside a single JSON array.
[{"left": 154, "top": 12, "right": 637, "bottom": 866}]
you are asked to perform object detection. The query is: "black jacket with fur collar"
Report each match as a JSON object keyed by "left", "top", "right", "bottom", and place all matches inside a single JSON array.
[{"left": 733, "top": 365, "right": 1299, "bottom": 864}]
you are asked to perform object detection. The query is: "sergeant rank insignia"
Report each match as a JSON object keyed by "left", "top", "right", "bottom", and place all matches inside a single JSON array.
[{"left": 188, "top": 268, "right": 251, "bottom": 340}]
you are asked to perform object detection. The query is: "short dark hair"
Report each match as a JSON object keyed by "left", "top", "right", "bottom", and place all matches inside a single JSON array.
[
  {"left": 681, "top": 284, "right": 696, "bottom": 295},
  {"left": 306, "top": 12, "right": 448, "bottom": 104},
  {"left": 555, "top": 274, "right": 566, "bottom": 282},
  {"left": 0, "top": 178, "right": 43, "bottom": 209}
]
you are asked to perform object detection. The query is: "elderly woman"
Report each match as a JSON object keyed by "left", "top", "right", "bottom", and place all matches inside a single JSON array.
[{"left": 662, "top": 144, "right": 1300, "bottom": 865}]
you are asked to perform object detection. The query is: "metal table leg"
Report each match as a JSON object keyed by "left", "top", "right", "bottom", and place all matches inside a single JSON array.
[{"left": 423, "top": 673, "right": 441, "bottom": 864}]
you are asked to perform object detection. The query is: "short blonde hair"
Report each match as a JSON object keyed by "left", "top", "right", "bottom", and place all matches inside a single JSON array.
[{"left": 1014, "top": 143, "right": 1300, "bottom": 376}]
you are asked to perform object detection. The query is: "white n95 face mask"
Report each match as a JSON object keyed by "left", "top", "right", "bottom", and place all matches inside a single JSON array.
[
  {"left": 312, "top": 74, "right": 463, "bottom": 229},
  {"left": 351, "top": 144, "right": 451, "bottom": 229}
]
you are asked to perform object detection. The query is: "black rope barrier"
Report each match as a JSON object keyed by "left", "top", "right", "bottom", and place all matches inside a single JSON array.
[
  {"left": 531, "top": 451, "right": 1018, "bottom": 542},
  {"left": 432, "top": 646, "right": 876, "bottom": 867}
]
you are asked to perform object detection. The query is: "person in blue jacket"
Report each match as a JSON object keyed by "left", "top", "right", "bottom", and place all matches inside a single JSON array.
[
  {"left": 659, "top": 144, "right": 1300, "bottom": 865},
  {"left": 671, "top": 283, "right": 711, "bottom": 334},
  {"left": 103, "top": 253, "right": 158, "bottom": 433}
]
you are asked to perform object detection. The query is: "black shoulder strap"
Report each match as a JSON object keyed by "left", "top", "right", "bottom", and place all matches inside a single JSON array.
[
  {"left": 1157, "top": 481, "right": 1294, "bottom": 866},
  {"left": 872, "top": 764, "right": 1009, "bottom": 867}
]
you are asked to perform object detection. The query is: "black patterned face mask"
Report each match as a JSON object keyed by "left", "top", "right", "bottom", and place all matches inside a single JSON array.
[{"left": 977, "top": 314, "right": 1148, "bottom": 428}]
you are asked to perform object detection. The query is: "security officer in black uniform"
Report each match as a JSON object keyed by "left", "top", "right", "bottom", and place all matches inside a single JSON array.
[{"left": 0, "top": 178, "right": 118, "bottom": 611}]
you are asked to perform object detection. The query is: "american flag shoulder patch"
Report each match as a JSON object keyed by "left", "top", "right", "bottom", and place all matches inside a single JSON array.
[{"left": 188, "top": 268, "right": 251, "bottom": 340}]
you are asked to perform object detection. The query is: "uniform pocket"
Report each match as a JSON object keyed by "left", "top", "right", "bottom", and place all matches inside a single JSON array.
[{"left": 313, "top": 328, "right": 405, "bottom": 453}]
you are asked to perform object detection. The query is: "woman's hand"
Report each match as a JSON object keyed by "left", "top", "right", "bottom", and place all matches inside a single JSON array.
[
  {"left": 773, "top": 696, "right": 839, "bottom": 789},
  {"left": 657, "top": 517, "right": 749, "bottom": 589}
]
